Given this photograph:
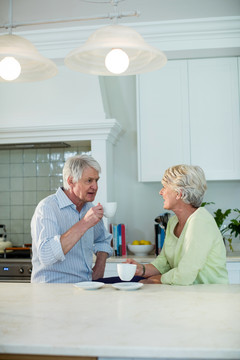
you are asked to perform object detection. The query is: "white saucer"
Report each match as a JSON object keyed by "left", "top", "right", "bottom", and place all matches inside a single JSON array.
[
  {"left": 112, "top": 282, "right": 143, "bottom": 291},
  {"left": 74, "top": 281, "right": 105, "bottom": 290}
]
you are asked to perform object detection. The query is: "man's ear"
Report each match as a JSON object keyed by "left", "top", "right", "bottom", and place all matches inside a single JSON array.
[{"left": 67, "top": 176, "right": 74, "bottom": 186}]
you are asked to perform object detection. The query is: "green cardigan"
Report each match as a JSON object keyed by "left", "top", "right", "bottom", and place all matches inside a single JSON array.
[{"left": 152, "top": 207, "right": 229, "bottom": 285}]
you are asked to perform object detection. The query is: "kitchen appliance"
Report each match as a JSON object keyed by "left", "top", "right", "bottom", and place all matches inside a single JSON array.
[
  {"left": 0, "top": 224, "right": 12, "bottom": 252},
  {"left": 0, "top": 245, "right": 32, "bottom": 282}
]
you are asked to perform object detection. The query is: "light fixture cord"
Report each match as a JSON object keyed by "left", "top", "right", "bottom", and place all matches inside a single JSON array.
[
  {"left": 8, "top": 0, "right": 13, "bottom": 34},
  {"left": 111, "top": 0, "right": 119, "bottom": 24}
]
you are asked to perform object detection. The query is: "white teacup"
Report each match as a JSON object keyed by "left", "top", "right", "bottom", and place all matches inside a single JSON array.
[
  {"left": 103, "top": 202, "right": 117, "bottom": 218},
  {"left": 117, "top": 263, "right": 137, "bottom": 281}
]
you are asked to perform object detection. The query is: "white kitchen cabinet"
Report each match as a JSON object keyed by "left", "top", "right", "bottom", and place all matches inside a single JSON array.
[
  {"left": 137, "top": 57, "right": 240, "bottom": 181},
  {"left": 137, "top": 60, "right": 190, "bottom": 181},
  {"left": 226, "top": 261, "right": 240, "bottom": 284},
  {"left": 188, "top": 58, "right": 240, "bottom": 180},
  {"left": 104, "top": 262, "right": 118, "bottom": 278}
]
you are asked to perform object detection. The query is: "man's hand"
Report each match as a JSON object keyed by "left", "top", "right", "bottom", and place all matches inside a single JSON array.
[{"left": 83, "top": 203, "right": 104, "bottom": 228}]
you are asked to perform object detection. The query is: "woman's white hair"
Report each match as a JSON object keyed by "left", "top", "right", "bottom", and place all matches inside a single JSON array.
[
  {"left": 162, "top": 164, "right": 207, "bottom": 208},
  {"left": 63, "top": 154, "right": 101, "bottom": 190}
]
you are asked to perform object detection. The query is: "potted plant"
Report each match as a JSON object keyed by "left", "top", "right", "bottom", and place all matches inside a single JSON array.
[{"left": 201, "top": 202, "right": 240, "bottom": 251}]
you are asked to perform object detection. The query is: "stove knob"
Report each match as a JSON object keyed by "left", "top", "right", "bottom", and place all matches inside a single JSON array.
[
  {"left": 19, "top": 268, "right": 24, "bottom": 274},
  {"left": 28, "top": 268, "right": 32, "bottom": 274}
]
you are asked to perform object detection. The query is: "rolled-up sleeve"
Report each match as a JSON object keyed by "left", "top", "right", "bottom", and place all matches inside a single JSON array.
[
  {"left": 93, "top": 219, "right": 113, "bottom": 257},
  {"left": 32, "top": 205, "right": 65, "bottom": 266}
]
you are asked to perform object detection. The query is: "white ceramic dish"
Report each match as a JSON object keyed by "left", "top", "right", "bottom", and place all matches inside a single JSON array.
[
  {"left": 112, "top": 282, "right": 143, "bottom": 291},
  {"left": 127, "top": 244, "right": 154, "bottom": 256},
  {"left": 74, "top": 281, "right": 104, "bottom": 290}
]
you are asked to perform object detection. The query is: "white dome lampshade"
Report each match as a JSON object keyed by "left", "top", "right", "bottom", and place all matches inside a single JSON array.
[
  {"left": 64, "top": 24, "right": 167, "bottom": 76},
  {"left": 0, "top": 34, "right": 58, "bottom": 82}
]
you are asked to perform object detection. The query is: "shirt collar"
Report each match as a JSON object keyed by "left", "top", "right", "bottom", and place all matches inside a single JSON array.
[
  {"left": 56, "top": 187, "right": 74, "bottom": 209},
  {"left": 56, "top": 187, "right": 91, "bottom": 213}
]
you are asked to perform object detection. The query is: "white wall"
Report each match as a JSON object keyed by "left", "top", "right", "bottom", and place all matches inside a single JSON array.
[
  {"left": 0, "top": 65, "right": 106, "bottom": 127},
  {"left": 100, "top": 76, "right": 240, "bottom": 244}
]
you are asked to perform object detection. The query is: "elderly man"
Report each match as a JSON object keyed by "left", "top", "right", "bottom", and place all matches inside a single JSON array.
[{"left": 31, "top": 154, "right": 112, "bottom": 283}]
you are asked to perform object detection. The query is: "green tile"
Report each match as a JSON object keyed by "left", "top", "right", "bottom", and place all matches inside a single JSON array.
[
  {"left": 10, "top": 178, "right": 23, "bottom": 191},
  {"left": 24, "top": 163, "right": 37, "bottom": 177},
  {"left": 0, "top": 164, "right": 9, "bottom": 177},
  {"left": 0, "top": 206, "right": 10, "bottom": 220},
  {"left": 37, "top": 163, "right": 51, "bottom": 176},
  {"left": 23, "top": 177, "right": 37, "bottom": 191},
  {"left": 24, "top": 192, "right": 37, "bottom": 205},
  {"left": 10, "top": 150, "right": 23, "bottom": 163},
  {"left": 0, "top": 191, "right": 10, "bottom": 205},
  {"left": 23, "top": 149, "right": 37, "bottom": 163},
  {"left": 11, "top": 206, "right": 23, "bottom": 220},
  {"left": 10, "top": 163, "right": 23, "bottom": 177},
  {"left": 10, "top": 192, "right": 23, "bottom": 205},
  {"left": 0, "top": 150, "right": 10, "bottom": 164}
]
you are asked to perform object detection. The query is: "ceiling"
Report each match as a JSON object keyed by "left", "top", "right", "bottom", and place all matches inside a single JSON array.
[{"left": 0, "top": 0, "right": 240, "bottom": 34}]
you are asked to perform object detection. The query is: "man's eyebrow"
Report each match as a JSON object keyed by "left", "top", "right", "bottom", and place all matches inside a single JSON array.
[{"left": 87, "top": 176, "right": 100, "bottom": 180}]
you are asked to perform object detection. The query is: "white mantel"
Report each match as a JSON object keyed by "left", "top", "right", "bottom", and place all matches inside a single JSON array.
[{"left": 0, "top": 120, "right": 123, "bottom": 213}]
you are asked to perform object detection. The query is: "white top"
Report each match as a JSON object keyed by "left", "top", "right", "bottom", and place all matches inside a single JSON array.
[{"left": 0, "top": 283, "right": 239, "bottom": 359}]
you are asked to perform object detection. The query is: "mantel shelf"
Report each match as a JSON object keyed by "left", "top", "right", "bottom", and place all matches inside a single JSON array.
[{"left": 0, "top": 120, "right": 123, "bottom": 145}]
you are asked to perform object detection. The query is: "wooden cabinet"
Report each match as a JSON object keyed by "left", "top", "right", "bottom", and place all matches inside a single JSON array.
[{"left": 137, "top": 57, "right": 240, "bottom": 181}]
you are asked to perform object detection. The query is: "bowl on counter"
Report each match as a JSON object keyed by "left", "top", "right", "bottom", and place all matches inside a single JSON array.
[{"left": 127, "top": 244, "right": 154, "bottom": 256}]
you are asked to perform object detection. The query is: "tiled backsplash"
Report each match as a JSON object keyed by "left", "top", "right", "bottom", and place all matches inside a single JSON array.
[{"left": 0, "top": 145, "right": 91, "bottom": 246}]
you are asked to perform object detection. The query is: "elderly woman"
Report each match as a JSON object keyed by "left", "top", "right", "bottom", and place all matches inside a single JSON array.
[{"left": 127, "top": 164, "right": 229, "bottom": 285}]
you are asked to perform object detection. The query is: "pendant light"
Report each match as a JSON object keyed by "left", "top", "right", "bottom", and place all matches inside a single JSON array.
[
  {"left": 0, "top": 0, "right": 57, "bottom": 82},
  {"left": 64, "top": 23, "right": 167, "bottom": 76}
]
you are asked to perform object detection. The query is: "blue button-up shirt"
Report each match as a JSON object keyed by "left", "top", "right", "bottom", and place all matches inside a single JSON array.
[{"left": 31, "top": 187, "right": 113, "bottom": 283}]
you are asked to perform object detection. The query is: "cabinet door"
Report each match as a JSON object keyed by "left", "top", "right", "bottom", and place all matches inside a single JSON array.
[
  {"left": 104, "top": 263, "right": 118, "bottom": 277},
  {"left": 188, "top": 58, "right": 240, "bottom": 180},
  {"left": 226, "top": 262, "right": 240, "bottom": 284},
  {"left": 137, "top": 60, "right": 190, "bottom": 182}
]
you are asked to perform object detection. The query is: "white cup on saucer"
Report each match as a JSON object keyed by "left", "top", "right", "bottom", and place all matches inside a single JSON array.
[
  {"left": 102, "top": 202, "right": 117, "bottom": 218},
  {"left": 117, "top": 263, "right": 137, "bottom": 281}
]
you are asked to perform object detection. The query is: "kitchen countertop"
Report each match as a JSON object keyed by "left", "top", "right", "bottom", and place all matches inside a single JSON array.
[
  {"left": 0, "top": 283, "right": 240, "bottom": 359},
  {"left": 106, "top": 252, "right": 240, "bottom": 263}
]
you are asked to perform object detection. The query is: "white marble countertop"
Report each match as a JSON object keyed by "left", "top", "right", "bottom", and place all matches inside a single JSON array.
[{"left": 0, "top": 283, "right": 240, "bottom": 359}]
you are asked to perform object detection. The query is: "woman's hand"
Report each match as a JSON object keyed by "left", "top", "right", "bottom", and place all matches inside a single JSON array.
[
  {"left": 125, "top": 258, "right": 144, "bottom": 276},
  {"left": 140, "top": 275, "right": 162, "bottom": 284}
]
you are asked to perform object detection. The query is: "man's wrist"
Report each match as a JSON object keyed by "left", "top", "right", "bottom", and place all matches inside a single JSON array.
[{"left": 141, "top": 264, "right": 146, "bottom": 277}]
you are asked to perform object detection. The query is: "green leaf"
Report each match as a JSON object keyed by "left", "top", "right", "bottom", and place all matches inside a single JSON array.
[
  {"left": 213, "top": 209, "right": 231, "bottom": 228},
  {"left": 201, "top": 201, "right": 215, "bottom": 207}
]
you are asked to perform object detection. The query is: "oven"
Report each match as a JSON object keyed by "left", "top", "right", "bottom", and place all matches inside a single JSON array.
[{"left": 0, "top": 247, "right": 32, "bottom": 283}]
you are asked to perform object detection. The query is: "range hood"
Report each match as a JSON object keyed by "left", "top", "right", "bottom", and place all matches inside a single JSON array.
[{"left": 0, "top": 142, "right": 71, "bottom": 150}]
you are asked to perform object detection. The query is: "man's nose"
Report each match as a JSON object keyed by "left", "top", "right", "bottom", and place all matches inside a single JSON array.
[{"left": 91, "top": 181, "right": 98, "bottom": 190}]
